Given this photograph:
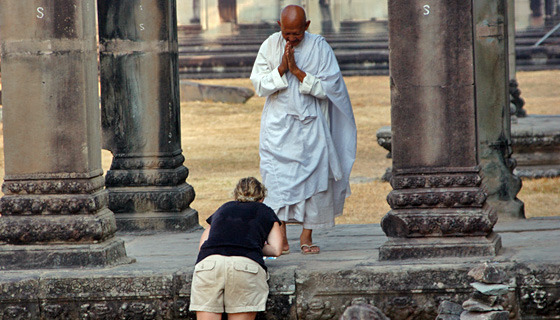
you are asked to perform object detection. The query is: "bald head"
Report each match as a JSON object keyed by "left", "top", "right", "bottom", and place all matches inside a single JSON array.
[
  {"left": 277, "top": 5, "right": 310, "bottom": 47},
  {"left": 280, "top": 5, "right": 307, "bottom": 26}
]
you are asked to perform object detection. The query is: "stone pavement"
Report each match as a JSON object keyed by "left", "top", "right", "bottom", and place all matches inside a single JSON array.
[
  {"left": 1, "top": 217, "right": 559, "bottom": 319},
  {"left": 119, "top": 216, "right": 560, "bottom": 270}
]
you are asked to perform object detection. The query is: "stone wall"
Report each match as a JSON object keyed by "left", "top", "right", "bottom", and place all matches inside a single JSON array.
[{"left": 1, "top": 261, "right": 559, "bottom": 319}]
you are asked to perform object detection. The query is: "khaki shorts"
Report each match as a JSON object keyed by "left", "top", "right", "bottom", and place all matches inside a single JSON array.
[{"left": 189, "top": 255, "right": 269, "bottom": 313}]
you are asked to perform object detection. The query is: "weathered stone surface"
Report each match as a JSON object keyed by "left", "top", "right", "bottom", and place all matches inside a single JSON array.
[
  {"left": 511, "top": 115, "right": 560, "bottom": 179},
  {"left": 341, "top": 298, "right": 390, "bottom": 320},
  {"left": 517, "top": 262, "right": 560, "bottom": 316},
  {"left": 0, "top": 187, "right": 109, "bottom": 217},
  {"left": 379, "top": 232, "right": 502, "bottom": 260},
  {"left": 438, "top": 301, "right": 464, "bottom": 316},
  {"left": 389, "top": 0, "right": 476, "bottom": 170},
  {"left": 462, "top": 299, "right": 503, "bottom": 312},
  {"left": 263, "top": 266, "right": 297, "bottom": 319},
  {"left": 387, "top": 188, "right": 486, "bottom": 210},
  {"left": 381, "top": 208, "right": 497, "bottom": 238},
  {"left": 471, "top": 283, "right": 509, "bottom": 296},
  {"left": 0, "top": 237, "right": 132, "bottom": 270},
  {"left": 0, "top": 209, "right": 116, "bottom": 244},
  {"left": 468, "top": 263, "right": 507, "bottom": 284},
  {"left": 390, "top": 85, "right": 477, "bottom": 169},
  {"left": 469, "top": 291, "right": 499, "bottom": 307},
  {"left": 180, "top": 80, "right": 254, "bottom": 103},
  {"left": 388, "top": 0, "right": 474, "bottom": 87},
  {"left": 294, "top": 265, "right": 476, "bottom": 319},
  {"left": 460, "top": 310, "right": 509, "bottom": 320},
  {"left": 108, "top": 184, "right": 195, "bottom": 214}
]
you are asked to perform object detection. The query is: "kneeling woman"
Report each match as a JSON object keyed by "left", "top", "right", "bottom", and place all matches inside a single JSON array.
[{"left": 190, "top": 177, "right": 283, "bottom": 320}]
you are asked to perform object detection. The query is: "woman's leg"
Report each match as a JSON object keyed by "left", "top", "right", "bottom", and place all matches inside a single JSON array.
[
  {"left": 196, "top": 311, "right": 222, "bottom": 320},
  {"left": 228, "top": 312, "right": 257, "bottom": 320}
]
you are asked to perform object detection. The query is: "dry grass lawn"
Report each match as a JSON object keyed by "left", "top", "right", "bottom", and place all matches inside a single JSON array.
[{"left": 0, "top": 70, "right": 559, "bottom": 225}]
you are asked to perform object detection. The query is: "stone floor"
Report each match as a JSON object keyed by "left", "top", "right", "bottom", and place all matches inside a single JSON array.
[
  {"left": 1, "top": 217, "right": 559, "bottom": 319},
  {"left": 119, "top": 216, "right": 560, "bottom": 274}
]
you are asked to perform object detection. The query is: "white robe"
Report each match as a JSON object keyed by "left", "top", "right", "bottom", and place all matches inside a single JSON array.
[{"left": 250, "top": 31, "right": 357, "bottom": 229}]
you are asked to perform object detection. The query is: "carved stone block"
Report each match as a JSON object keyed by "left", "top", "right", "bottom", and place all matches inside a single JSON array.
[
  {"left": 0, "top": 237, "right": 131, "bottom": 270},
  {"left": 381, "top": 208, "right": 497, "bottom": 237},
  {"left": 0, "top": 209, "right": 117, "bottom": 244},
  {"left": 518, "top": 264, "right": 560, "bottom": 317},
  {"left": 379, "top": 232, "right": 502, "bottom": 260}
]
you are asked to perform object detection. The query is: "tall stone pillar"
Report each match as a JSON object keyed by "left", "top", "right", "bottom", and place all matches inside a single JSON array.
[
  {"left": 507, "top": 0, "right": 517, "bottom": 81},
  {"left": 0, "top": 0, "right": 132, "bottom": 269},
  {"left": 379, "top": 0, "right": 502, "bottom": 260},
  {"left": 475, "top": 0, "right": 525, "bottom": 221},
  {"left": 192, "top": 0, "right": 201, "bottom": 23},
  {"left": 98, "top": 0, "right": 198, "bottom": 231}
]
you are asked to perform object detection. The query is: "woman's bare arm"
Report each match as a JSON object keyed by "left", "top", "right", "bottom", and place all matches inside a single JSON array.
[
  {"left": 198, "top": 226, "right": 211, "bottom": 250},
  {"left": 262, "top": 222, "right": 283, "bottom": 257}
]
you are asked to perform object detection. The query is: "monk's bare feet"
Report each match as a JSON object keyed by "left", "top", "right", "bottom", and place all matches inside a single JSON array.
[{"left": 300, "top": 228, "right": 320, "bottom": 254}]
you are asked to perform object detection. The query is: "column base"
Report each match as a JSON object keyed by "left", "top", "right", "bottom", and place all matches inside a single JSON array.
[
  {"left": 0, "top": 237, "right": 135, "bottom": 270},
  {"left": 107, "top": 184, "right": 195, "bottom": 213},
  {"left": 379, "top": 232, "right": 502, "bottom": 261},
  {"left": 115, "top": 208, "right": 200, "bottom": 232}
]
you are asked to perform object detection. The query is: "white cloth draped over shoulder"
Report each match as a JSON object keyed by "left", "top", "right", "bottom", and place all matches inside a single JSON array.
[{"left": 250, "top": 31, "right": 357, "bottom": 229}]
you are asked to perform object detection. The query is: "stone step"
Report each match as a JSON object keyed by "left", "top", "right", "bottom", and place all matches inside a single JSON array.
[
  {"left": 179, "top": 66, "right": 389, "bottom": 80},
  {"left": 179, "top": 40, "right": 389, "bottom": 54},
  {"left": 177, "top": 29, "right": 560, "bottom": 78}
]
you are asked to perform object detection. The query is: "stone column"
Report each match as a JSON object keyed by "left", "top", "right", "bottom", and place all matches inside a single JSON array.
[
  {"left": 98, "top": 0, "right": 198, "bottom": 231},
  {"left": 192, "top": 0, "right": 201, "bottom": 23},
  {"left": 508, "top": 0, "right": 517, "bottom": 82},
  {"left": 475, "top": 0, "right": 525, "bottom": 221},
  {"left": 319, "top": 0, "right": 334, "bottom": 34},
  {"left": 379, "top": 0, "right": 502, "bottom": 260},
  {"left": 0, "top": 0, "right": 132, "bottom": 269}
]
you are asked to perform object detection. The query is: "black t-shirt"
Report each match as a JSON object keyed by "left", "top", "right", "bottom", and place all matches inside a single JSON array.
[{"left": 196, "top": 201, "right": 281, "bottom": 271}]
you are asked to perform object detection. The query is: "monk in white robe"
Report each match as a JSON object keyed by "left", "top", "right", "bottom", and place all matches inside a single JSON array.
[{"left": 250, "top": 5, "right": 356, "bottom": 254}]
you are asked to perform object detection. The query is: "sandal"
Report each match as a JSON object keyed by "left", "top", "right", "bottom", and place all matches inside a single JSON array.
[{"left": 300, "top": 244, "right": 320, "bottom": 254}]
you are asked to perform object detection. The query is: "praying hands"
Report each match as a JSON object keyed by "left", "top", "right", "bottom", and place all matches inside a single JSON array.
[{"left": 279, "top": 43, "right": 306, "bottom": 82}]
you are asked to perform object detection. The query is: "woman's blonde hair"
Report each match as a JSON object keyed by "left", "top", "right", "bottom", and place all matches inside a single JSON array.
[{"left": 233, "top": 177, "right": 267, "bottom": 202}]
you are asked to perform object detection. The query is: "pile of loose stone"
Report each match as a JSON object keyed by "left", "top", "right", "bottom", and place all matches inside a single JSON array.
[{"left": 437, "top": 262, "right": 511, "bottom": 320}]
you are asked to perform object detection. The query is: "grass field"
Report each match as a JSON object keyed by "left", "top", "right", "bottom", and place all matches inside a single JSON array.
[{"left": 1, "top": 70, "right": 559, "bottom": 226}]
